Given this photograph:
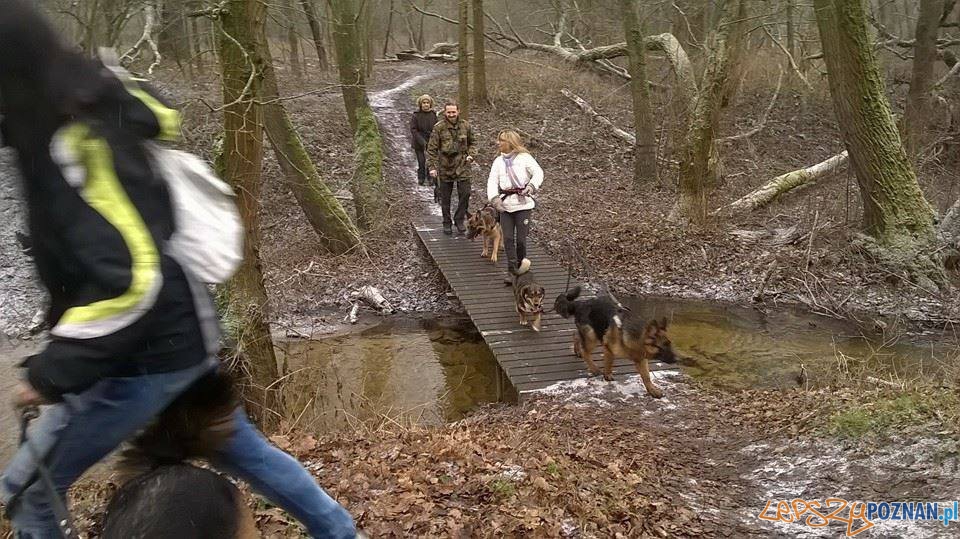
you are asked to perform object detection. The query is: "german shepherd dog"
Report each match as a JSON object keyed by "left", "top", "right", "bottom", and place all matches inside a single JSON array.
[
  {"left": 465, "top": 204, "right": 503, "bottom": 263},
  {"left": 554, "top": 286, "right": 676, "bottom": 398},
  {"left": 508, "top": 258, "right": 545, "bottom": 331},
  {"left": 100, "top": 369, "right": 258, "bottom": 539}
]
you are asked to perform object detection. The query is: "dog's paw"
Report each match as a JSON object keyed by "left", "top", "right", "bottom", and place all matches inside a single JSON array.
[
  {"left": 647, "top": 387, "right": 664, "bottom": 399},
  {"left": 603, "top": 373, "right": 614, "bottom": 382},
  {"left": 587, "top": 370, "right": 601, "bottom": 378}
]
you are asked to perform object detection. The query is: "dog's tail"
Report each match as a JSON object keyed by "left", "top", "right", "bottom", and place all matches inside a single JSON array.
[
  {"left": 509, "top": 258, "right": 532, "bottom": 276},
  {"left": 564, "top": 285, "right": 582, "bottom": 301},
  {"left": 115, "top": 368, "right": 238, "bottom": 479}
]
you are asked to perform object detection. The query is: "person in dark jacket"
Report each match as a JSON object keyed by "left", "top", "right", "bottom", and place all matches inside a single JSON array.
[
  {"left": 0, "top": 2, "right": 356, "bottom": 537},
  {"left": 410, "top": 94, "right": 436, "bottom": 186}
]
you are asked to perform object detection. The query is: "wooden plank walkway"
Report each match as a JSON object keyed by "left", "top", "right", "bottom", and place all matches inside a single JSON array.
[{"left": 414, "top": 217, "right": 676, "bottom": 399}]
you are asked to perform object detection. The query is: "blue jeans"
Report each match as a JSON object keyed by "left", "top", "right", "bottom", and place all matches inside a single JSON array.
[{"left": 0, "top": 360, "right": 356, "bottom": 539}]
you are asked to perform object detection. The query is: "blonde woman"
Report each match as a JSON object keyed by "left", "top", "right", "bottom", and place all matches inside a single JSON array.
[
  {"left": 410, "top": 94, "right": 437, "bottom": 186},
  {"left": 486, "top": 130, "right": 544, "bottom": 277}
]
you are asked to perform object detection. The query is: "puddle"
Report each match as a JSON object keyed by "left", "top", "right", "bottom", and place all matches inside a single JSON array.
[
  {"left": 278, "top": 316, "right": 506, "bottom": 433},
  {"left": 618, "top": 295, "right": 953, "bottom": 390}
]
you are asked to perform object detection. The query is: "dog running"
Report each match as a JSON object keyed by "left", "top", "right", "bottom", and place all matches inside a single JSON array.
[{"left": 554, "top": 286, "right": 677, "bottom": 398}]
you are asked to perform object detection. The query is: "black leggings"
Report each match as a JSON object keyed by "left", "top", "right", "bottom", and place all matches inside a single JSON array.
[
  {"left": 500, "top": 209, "right": 531, "bottom": 270},
  {"left": 415, "top": 149, "right": 427, "bottom": 182}
]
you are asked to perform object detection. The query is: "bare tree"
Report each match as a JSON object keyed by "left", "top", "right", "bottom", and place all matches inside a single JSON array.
[
  {"left": 256, "top": 36, "right": 365, "bottom": 255},
  {"left": 458, "top": 0, "right": 470, "bottom": 119},
  {"left": 299, "top": 0, "right": 329, "bottom": 69},
  {"left": 472, "top": 0, "right": 487, "bottom": 103},
  {"left": 814, "top": 0, "right": 940, "bottom": 282},
  {"left": 285, "top": 0, "right": 303, "bottom": 78},
  {"left": 904, "top": 0, "right": 945, "bottom": 155},
  {"left": 620, "top": 0, "right": 657, "bottom": 184},
  {"left": 327, "top": 0, "right": 387, "bottom": 230},
  {"left": 217, "top": 0, "right": 280, "bottom": 429},
  {"left": 675, "top": 1, "right": 741, "bottom": 224}
]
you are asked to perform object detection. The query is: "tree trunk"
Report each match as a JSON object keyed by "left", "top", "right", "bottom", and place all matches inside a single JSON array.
[
  {"left": 327, "top": 0, "right": 368, "bottom": 131},
  {"left": 257, "top": 35, "right": 364, "bottom": 254},
  {"left": 458, "top": 0, "right": 470, "bottom": 119},
  {"left": 719, "top": 0, "right": 748, "bottom": 108},
  {"left": 904, "top": 0, "right": 945, "bottom": 155},
  {"left": 676, "top": 2, "right": 737, "bottom": 225},
  {"left": 326, "top": 0, "right": 386, "bottom": 230},
  {"left": 299, "top": 0, "right": 329, "bottom": 70},
  {"left": 362, "top": 0, "right": 374, "bottom": 76},
  {"left": 383, "top": 0, "right": 397, "bottom": 58},
  {"left": 786, "top": 0, "right": 796, "bottom": 58},
  {"left": 218, "top": 0, "right": 281, "bottom": 430},
  {"left": 351, "top": 106, "right": 387, "bottom": 231},
  {"left": 472, "top": 0, "right": 488, "bottom": 103},
  {"left": 285, "top": 0, "right": 303, "bottom": 78},
  {"left": 620, "top": 0, "right": 658, "bottom": 184},
  {"left": 813, "top": 0, "right": 936, "bottom": 248}
]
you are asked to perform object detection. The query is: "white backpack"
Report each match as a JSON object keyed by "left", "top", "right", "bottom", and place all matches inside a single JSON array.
[
  {"left": 147, "top": 143, "right": 244, "bottom": 284},
  {"left": 95, "top": 48, "right": 244, "bottom": 284}
]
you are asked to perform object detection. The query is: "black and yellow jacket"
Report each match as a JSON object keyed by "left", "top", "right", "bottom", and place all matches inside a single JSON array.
[{"left": 0, "top": 23, "right": 208, "bottom": 400}]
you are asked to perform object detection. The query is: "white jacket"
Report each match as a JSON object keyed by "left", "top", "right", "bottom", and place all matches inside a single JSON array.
[{"left": 486, "top": 152, "right": 544, "bottom": 212}]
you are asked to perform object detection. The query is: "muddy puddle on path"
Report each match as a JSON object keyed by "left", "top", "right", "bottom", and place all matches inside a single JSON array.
[{"left": 278, "top": 316, "right": 506, "bottom": 432}]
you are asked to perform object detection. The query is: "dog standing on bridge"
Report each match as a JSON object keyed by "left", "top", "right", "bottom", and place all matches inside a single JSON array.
[
  {"left": 465, "top": 203, "right": 503, "bottom": 263},
  {"left": 554, "top": 286, "right": 676, "bottom": 398},
  {"left": 508, "top": 258, "right": 545, "bottom": 331}
]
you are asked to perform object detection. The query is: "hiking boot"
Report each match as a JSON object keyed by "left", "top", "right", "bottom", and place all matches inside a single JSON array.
[
  {"left": 442, "top": 223, "right": 453, "bottom": 235},
  {"left": 455, "top": 221, "right": 466, "bottom": 235}
]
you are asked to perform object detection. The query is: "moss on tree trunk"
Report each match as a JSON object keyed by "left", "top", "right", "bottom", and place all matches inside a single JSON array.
[
  {"left": 813, "top": 0, "right": 936, "bottom": 247},
  {"left": 352, "top": 106, "right": 387, "bottom": 231},
  {"left": 257, "top": 34, "right": 364, "bottom": 254}
]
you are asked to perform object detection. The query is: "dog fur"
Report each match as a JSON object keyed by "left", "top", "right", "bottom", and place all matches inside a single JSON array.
[
  {"left": 465, "top": 204, "right": 503, "bottom": 263},
  {"left": 554, "top": 286, "right": 676, "bottom": 398},
  {"left": 509, "top": 258, "right": 545, "bottom": 331},
  {"left": 100, "top": 369, "right": 257, "bottom": 539}
]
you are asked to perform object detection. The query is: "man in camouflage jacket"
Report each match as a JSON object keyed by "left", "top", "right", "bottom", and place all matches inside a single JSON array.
[{"left": 427, "top": 102, "right": 477, "bottom": 235}]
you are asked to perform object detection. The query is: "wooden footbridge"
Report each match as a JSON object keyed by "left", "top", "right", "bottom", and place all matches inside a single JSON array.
[{"left": 414, "top": 217, "right": 676, "bottom": 400}]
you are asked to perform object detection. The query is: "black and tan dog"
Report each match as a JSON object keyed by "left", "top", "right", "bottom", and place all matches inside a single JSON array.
[
  {"left": 100, "top": 370, "right": 258, "bottom": 539},
  {"left": 508, "top": 258, "right": 545, "bottom": 331},
  {"left": 554, "top": 286, "right": 676, "bottom": 398},
  {"left": 465, "top": 204, "right": 503, "bottom": 263}
]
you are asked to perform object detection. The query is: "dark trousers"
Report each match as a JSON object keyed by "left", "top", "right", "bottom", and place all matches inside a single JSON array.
[
  {"left": 501, "top": 209, "right": 532, "bottom": 270},
  {"left": 415, "top": 149, "right": 427, "bottom": 183},
  {"left": 438, "top": 179, "right": 471, "bottom": 226}
]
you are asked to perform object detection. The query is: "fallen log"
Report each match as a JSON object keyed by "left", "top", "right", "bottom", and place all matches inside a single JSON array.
[
  {"left": 561, "top": 89, "right": 635, "bottom": 145},
  {"left": 716, "top": 151, "right": 849, "bottom": 215}
]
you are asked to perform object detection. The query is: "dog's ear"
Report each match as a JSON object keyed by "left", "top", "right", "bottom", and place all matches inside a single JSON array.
[
  {"left": 659, "top": 317, "right": 668, "bottom": 330},
  {"left": 644, "top": 319, "right": 660, "bottom": 337}
]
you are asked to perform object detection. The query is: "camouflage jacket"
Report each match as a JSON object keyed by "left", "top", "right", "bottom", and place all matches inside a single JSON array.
[{"left": 426, "top": 118, "right": 477, "bottom": 181}]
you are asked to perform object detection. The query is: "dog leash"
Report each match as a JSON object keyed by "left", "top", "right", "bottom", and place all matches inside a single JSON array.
[{"left": 10, "top": 407, "right": 80, "bottom": 539}]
